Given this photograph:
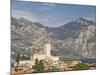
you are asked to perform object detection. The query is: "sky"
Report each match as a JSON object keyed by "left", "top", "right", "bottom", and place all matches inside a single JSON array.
[{"left": 12, "top": 0, "right": 96, "bottom": 27}]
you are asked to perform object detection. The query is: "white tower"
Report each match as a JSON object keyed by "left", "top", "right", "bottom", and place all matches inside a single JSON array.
[
  {"left": 44, "top": 39, "right": 51, "bottom": 57},
  {"left": 44, "top": 39, "right": 59, "bottom": 62}
]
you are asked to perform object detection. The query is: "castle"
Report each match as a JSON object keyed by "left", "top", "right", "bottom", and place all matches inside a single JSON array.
[
  {"left": 19, "top": 39, "right": 59, "bottom": 66},
  {"left": 31, "top": 39, "right": 59, "bottom": 62}
]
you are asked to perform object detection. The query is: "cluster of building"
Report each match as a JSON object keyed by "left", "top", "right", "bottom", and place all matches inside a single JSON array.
[
  {"left": 12, "top": 39, "right": 83, "bottom": 74},
  {"left": 15, "top": 39, "right": 59, "bottom": 66}
]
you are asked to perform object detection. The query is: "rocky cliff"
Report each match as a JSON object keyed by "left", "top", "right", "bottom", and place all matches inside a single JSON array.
[{"left": 11, "top": 17, "right": 96, "bottom": 59}]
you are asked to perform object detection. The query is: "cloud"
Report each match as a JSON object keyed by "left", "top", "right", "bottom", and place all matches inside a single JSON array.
[
  {"left": 11, "top": 9, "right": 70, "bottom": 27},
  {"left": 84, "top": 16, "right": 96, "bottom": 21},
  {"left": 42, "top": 3, "right": 56, "bottom": 7},
  {"left": 40, "top": 7, "right": 51, "bottom": 10},
  {"left": 84, "top": 13, "right": 96, "bottom": 21},
  {"left": 12, "top": 9, "right": 37, "bottom": 22}
]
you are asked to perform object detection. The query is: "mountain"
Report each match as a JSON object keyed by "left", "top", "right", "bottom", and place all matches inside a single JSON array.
[{"left": 11, "top": 17, "right": 96, "bottom": 60}]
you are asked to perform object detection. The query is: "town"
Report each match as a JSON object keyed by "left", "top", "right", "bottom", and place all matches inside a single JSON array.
[{"left": 11, "top": 39, "right": 96, "bottom": 75}]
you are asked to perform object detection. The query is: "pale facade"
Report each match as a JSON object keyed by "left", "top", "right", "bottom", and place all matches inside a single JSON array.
[
  {"left": 32, "top": 39, "right": 59, "bottom": 62},
  {"left": 19, "top": 39, "right": 59, "bottom": 66},
  {"left": 32, "top": 53, "right": 46, "bottom": 61},
  {"left": 44, "top": 41, "right": 51, "bottom": 57},
  {"left": 50, "top": 56, "right": 59, "bottom": 61}
]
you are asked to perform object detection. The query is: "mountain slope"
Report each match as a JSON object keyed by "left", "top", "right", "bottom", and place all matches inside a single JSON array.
[{"left": 11, "top": 17, "right": 96, "bottom": 60}]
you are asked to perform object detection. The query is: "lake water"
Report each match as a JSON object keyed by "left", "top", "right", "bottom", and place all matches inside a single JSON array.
[{"left": 81, "top": 58, "right": 96, "bottom": 64}]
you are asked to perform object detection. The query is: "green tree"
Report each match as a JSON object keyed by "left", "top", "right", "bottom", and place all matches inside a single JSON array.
[
  {"left": 39, "top": 60, "right": 44, "bottom": 72},
  {"left": 51, "top": 66, "right": 60, "bottom": 72},
  {"left": 33, "top": 59, "right": 39, "bottom": 72},
  {"left": 35, "top": 59, "right": 39, "bottom": 65},
  {"left": 33, "top": 59, "right": 44, "bottom": 73},
  {"left": 16, "top": 53, "right": 20, "bottom": 67},
  {"left": 15, "top": 53, "right": 20, "bottom": 71},
  {"left": 74, "top": 63, "right": 89, "bottom": 70}
]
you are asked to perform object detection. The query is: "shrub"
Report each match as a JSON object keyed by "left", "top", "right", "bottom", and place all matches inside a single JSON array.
[{"left": 74, "top": 63, "right": 89, "bottom": 70}]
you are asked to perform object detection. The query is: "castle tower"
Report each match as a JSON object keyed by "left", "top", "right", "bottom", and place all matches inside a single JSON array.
[{"left": 44, "top": 39, "right": 51, "bottom": 57}]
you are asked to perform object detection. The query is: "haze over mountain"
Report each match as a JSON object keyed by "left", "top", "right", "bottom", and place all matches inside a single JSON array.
[{"left": 11, "top": 17, "right": 96, "bottom": 60}]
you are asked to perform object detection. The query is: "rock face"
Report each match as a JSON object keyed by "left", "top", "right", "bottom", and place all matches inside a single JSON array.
[
  {"left": 11, "top": 17, "right": 96, "bottom": 60},
  {"left": 74, "top": 25, "right": 96, "bottom": 58}
]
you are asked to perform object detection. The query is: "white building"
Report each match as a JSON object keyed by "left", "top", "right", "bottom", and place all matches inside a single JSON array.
[
  {"left": 19, "top": 39, "right": 59, "bottom": 66},
  {"left": 31, "top": 53, "right": 46, "bottom": 61},
  {"left": 32, "top": 39, "right": 59, "bottom": 62}
]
